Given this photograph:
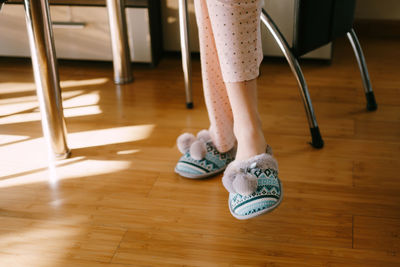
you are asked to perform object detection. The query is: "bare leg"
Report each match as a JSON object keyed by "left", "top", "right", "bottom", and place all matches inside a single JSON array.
[
  {"left": 226, "top": 79, "right": 267, "bottom": 161},
  {"left": 194, "top": 0, "right": 236, "bottom": 153},
  {"left": 192, "top": 0, "right": 264, "bottom": 155}
]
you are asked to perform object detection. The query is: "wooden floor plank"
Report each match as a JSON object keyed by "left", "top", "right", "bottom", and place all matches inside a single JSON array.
[{"left": 354, "top": 215, "right": 400, "bottom": 254}]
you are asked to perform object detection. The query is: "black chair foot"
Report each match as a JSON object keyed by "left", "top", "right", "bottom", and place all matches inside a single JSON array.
[
  {"left": 186, "top": 102, "right": 194, "bottom": 109},
  {"left": 309, "top": 126, "right": 324, "bottom": 149},
  {"left": 365, "top": 91, "right": 377, "bottom": 111}
]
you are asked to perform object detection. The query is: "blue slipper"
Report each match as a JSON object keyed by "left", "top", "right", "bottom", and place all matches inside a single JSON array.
[
  {"left": 175, "top": 130, "right": 235, "bottom": 179},
  {"left": 222, "top": 146, "right": 283, "bottom": 219}
]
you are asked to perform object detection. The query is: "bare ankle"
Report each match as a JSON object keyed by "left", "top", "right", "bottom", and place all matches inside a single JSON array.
[{"left": 234, "top": 130, "right": 267, "bottom": 161}]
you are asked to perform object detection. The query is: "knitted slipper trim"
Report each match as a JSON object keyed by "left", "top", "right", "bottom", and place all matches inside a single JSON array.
[
  {"left": 220, "top": 146, "right": 282, "bottom": 219},
  {"left": 175, "top": 130, "right": 236, "bottom": 179},
  {"left": 222, "top": 148, "right": 278, "bottom": 196}
]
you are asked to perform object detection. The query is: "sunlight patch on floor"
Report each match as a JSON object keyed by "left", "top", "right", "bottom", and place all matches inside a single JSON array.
[
  {"left": 0, "top": 82, "right": 37, "bottom": 94},
  {"left": 0, "top": 77, "right": 109, "bottom": 95},
  {"left": 62, "top": 90, "right": 100, "bottom": 108},
  {"left": 0, "top": 89, "right": 102, "bottom": 123},
  {"left": 0, "top": 77, "right": 108, "bottom": 120},
  {"left": 0, "top": 158, "right": 132, "bottom": 189},
  {"left": 60, "top": 78, "right": 109, "bottom": 88},
  {"left": 0, "top": 124, "right": 154, "bottom": 189},
  {"left": 0, "top": 105, "right": 102, "bottom": 125},
  {"left": 0, "top": 134, "right": 29, "bottom": 145},
  {"left": 68, "top": 124, "right": 155, "bottom": 149},
  {"left": 117, "top": 149, "right": 141, "bottom": 155},
  {"left": 0, "top": 90, "right": 85, "bottom": 118}
]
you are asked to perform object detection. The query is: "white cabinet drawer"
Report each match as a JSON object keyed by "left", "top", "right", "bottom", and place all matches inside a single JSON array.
[{"left": 0, "top": 5, "right": 152, "bottom": 63}]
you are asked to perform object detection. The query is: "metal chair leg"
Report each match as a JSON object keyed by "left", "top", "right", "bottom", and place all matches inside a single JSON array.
[
  {"left": 178, "top": 0, "right": 193, "bottom": 109},
  {"left": 106, "top": 0, "right": 133, "bottom": 84},
  {"left": 23, "top": 0, "right": 70, "bottom": 159},
  {"left": 0, "top": 0, "right": 6, "bottom": 11},
  {"left": 347, "top": 29, "right": 377, "bottom": 111},
  {"left": 260, "top": 9, "right": 323, "bottom": 148}
]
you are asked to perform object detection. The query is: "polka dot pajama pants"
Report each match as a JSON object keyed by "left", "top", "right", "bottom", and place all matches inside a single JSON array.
[{"left": 194, "top": 0, "right": 264, "bottom": 153}]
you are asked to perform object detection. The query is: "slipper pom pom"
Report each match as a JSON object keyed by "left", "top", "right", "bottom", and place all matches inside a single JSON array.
[
  {"left": 222, "top": 171, "right": 237, "bottom": 194},
  {"left": 190, "top": 140, "right": 207, "bottom": 160},
  {"left": 232, "top": 173, "right": 258, "bottom": 196},
  {"left": 197, "top": 129, "right": 211, "bottom": 143},
  {"left": 177, "top": 133, "right": 196, "bottom": 154}
]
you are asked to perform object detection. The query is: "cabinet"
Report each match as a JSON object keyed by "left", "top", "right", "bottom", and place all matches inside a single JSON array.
[{"left": 0, "top": 1, "right": 163, "bottom": 64}]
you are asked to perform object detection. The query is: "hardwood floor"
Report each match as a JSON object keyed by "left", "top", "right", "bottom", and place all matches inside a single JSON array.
[{"left": 0, "top": 35, "right": 399, "bottom": 266}]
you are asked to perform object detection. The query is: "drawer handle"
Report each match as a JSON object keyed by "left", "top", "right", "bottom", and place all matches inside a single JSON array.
[{"left": 52, "top": 21, "right": 86, "bottom": 29}]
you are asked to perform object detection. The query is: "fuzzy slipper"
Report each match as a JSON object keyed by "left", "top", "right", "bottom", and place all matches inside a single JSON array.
[
  {"left": 175, "top": 130, "right": 236, "bottom": 179},
  {"left": 222, "top": 146, "right": 283, "bottom": 220}
]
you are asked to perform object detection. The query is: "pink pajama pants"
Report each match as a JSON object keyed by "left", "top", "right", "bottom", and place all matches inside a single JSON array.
[{"left": 194, "top": 0, "right": 264, "bottom": 153}]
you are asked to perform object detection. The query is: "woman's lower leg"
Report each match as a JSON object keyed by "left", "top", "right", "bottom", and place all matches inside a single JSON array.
[{"left": 225, "top": 79, "right": 267, "bottom": 161}]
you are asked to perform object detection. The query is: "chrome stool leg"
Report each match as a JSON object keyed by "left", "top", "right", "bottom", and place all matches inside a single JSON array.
[
  {"left": 347, "top": 29, "right": 377, "bottom": 111},
  {"left": 178, "top": 0, "right": 193, "bottom": 109},
  {"left": 106, "top": 0, "right": 133, "bottom": 84},
  {"left": 23, "top": 0, "right": 70, "bottom": 159},
  {"left": 260, "top": 9, "right": 323, "bottom": 148}
]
